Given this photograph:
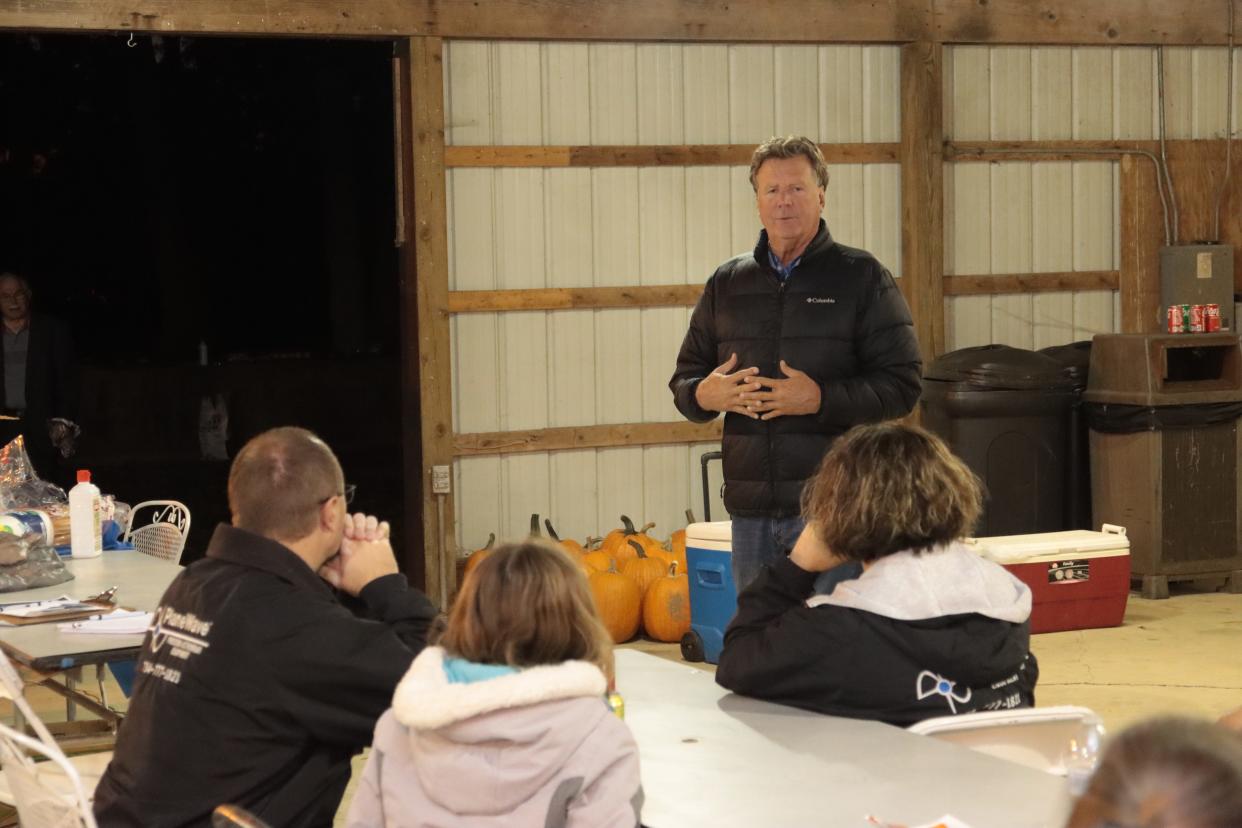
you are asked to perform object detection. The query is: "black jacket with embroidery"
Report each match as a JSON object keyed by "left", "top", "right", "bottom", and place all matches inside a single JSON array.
[
  {"left": 715, "top": 555, "right": 1039, "bottom": 727},
  {"left": 670, "top": 221, "right": 922, "bottom": 517},
  {"left": 94, "top": 524, "right": 438, "bottom": 828}
]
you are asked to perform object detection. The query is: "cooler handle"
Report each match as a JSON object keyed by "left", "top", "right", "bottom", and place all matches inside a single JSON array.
[
  {"left": 1100, "top": 523, "right": 1127, "bottom": 537},
  {"left": 694, "top": 561, "right": 729, "bottom": 591}
]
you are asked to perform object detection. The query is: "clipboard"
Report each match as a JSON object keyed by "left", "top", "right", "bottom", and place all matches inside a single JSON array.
[{"left": 0, "top": 598, "right": 119, "bottom": 626}]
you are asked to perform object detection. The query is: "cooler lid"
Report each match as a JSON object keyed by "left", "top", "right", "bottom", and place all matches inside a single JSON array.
[
  {"left": 686, "top": 521, "right": 732, "bottom": 544},
  {"left": 968, "top": 527, "right": 1130, "bottom": 564}
]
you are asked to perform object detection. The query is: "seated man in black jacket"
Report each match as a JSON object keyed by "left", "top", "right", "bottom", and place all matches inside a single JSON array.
[
  {"left": 716, "top": 422, "right": 1038, "bottom": 726},
  {"left": 95, "top": 426, "right": 439, "bottom": 827}
]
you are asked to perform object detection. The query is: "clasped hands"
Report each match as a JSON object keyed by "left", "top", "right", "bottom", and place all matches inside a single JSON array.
[
  {"left": 319, "top": 512, "right": 399, "bottom": 596},
  {"left": 694, "top": 353, "right": 821, "bottom": 420}
]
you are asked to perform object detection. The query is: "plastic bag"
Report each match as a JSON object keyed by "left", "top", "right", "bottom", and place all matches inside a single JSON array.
[
  {"left": 0, "top": 543, "right": 73, "bottom": 593},
  {"left": 0, "top": 435, "right": 67, "bottom": 510}
]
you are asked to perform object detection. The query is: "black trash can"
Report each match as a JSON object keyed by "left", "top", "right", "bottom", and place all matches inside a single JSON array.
[
  {"left": 920, "top": 345, "right": 1078, "bottom": 536},
  {"left": 1039, "top": 341, "right": 1093, "bottom": 530}
]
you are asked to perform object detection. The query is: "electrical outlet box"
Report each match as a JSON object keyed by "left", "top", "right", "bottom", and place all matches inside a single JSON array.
[
  {"left": 431, "top": 465, "right": 451, "bottom": 494},
  {"left": 1159, "top": 244, "right": 1234, "bottom": 331}
]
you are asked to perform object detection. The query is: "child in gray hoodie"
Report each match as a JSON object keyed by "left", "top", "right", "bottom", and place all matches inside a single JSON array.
[{"left": 345, "top": 539, "right": 643, "bottom": 828}]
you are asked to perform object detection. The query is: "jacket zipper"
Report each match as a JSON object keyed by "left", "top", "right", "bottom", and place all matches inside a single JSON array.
[{"left": 769, "top": 275, "right": 787, "bottom": 511}]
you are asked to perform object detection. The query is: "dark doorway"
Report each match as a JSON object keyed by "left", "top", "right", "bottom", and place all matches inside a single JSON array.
[{"left": 0, "top": 32, "right": 416, "bottom": 569}]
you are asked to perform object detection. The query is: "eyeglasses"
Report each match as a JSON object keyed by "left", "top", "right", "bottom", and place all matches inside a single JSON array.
[{"left": 319, "top": 484, "right": 356, "bottom": 506}]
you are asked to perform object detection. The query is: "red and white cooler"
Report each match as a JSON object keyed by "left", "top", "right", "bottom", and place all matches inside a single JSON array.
[{"left": 967, "top": 525, "right": 1131, "bottom": 634}]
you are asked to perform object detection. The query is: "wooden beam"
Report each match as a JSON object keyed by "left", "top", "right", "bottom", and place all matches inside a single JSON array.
[
  {"left": 454, "top": 420, "right": 724, "bottom": 457},
  {"left": 1119, "top": 154, "right": 1163, "bottom": 333},
  {"left": 900, "top": 41, "right": 945, "bottom": 361},
  {"left": 449, "top": 285, "right": 703, "bottom": 313},
  {"left": 944, "top": 271, "right": 1120, "bottom": 295},
  {"left": 445, "top": 143, "right": 899, "bottom": 168},
  {"left": 0, "top": 0, "right": 931, "bottom": 41},
  {"left": 936, "top": 0, "right": 1234, "bottom": 46},
  {"left": 393, "top": 42, "right": 425, "bottom": 590},
  {"left": 4, "top": 1, "right": 1237, "bottom": 45},
  {"left": 408, "top": 36, "right": 454, "bottom": 599},
  {"left": 947, "top": 140, "right": 1157, "bottom": 162}
]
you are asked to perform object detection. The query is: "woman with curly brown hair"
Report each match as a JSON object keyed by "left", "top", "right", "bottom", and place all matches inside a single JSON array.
[{"left": 715, "top": 422, "right": 1038, "bottom": 725}]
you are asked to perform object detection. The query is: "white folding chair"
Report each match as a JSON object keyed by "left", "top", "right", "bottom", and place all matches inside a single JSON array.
[
  {"left": 0, "top": 650, "right": 108, "bottom": 827},
  {"left": 122, "top": 500, "right": 191, "bottom": 564},
  {"left": 908, "top": 705, "right": 1105, "bottom": 775}
]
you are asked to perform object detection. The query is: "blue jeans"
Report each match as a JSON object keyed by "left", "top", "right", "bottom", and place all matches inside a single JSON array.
[{"left": 730, "top": 515, "right": 863, "bottom": 595}]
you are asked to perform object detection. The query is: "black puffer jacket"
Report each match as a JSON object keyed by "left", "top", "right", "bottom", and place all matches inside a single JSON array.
[{"left": 670, "top": 221, "right": 922, "bottom": 516}]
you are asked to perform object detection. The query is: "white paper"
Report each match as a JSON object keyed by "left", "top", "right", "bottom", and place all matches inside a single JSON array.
[{"left": 57, "top": 610, "right": 151, "bottom": 635}]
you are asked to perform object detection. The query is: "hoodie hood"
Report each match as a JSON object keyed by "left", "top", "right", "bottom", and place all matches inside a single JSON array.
[
  {"left": 389, "top": 647, "right": 609, "bottom": 816},
  {"left": 806, "top": 541, "right": 1032, "bottom": 623}
]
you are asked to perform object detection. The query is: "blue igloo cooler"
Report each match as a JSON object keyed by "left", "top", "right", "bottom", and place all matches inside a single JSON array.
[{"left": 679, "top": 520, "right": 736, "bottom": 664}]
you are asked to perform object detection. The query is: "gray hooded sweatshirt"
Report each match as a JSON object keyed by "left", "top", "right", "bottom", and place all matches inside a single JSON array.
[{"left": 345, "top": 646, "right": 643, "bottom": 828}]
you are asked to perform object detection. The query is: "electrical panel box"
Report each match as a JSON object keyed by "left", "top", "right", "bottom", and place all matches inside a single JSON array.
[{"left": 1159, "top": 244, "right": 1234, "bottom": 331}]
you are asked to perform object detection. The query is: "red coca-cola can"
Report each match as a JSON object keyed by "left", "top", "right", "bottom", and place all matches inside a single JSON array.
[
  {"left": 1190, "top": 304, "right": 1206, "bottom": 333},
  {"left": 1168, "top": 304, "right": 1185, "bottom": 333},
  {"left": 1206, "top": 303, "right": 1222, "bottom": 332}
]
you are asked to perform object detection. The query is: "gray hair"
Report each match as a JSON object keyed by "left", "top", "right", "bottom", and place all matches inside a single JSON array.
[{"left": 748, "top": 135, "right": 830, "bottom": 192}]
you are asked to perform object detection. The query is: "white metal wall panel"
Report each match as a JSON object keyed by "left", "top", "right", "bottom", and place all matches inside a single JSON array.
[
  {"left": 729, "top": 46, "right": 776, "bottom": 143},
  {"left": 775, "top": 46, "right": 821, "bottom": 139},
  {"left": 444, "top": 41, "right": 900, "bottom": 547},
  {"left": 946, "top": 46, "right": 993, "bottom": 349},
  {"left": 943, "top": 44, "right": 1242, "bottom": 355},
  {"left": 683, "top": 45, "right": 730, "bottom": 144},
  {"left": 542, "top": 44, "right": 590, "bottom": 144}
]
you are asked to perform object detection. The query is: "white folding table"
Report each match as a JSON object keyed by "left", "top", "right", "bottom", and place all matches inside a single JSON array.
[
  {"left": 617, "top": 649, "right": 1071, "bottom": 828},
  {"left": 0, "top": 550, "right": 180, "bottom": 743}
]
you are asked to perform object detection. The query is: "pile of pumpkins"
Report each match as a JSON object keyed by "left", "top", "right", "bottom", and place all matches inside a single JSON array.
[{"left": 463, "top": 512, "right": 694, "bottom": 645}]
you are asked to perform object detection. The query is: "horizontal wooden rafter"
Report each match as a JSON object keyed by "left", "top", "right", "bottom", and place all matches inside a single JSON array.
[
  {"left": 445, "top": 143, "right": 899, "bottom": 168},
  {"left": 450, "top": 285, "right": 703, "bottom": 313},
  {"left": 0, "top": 1, "right": 932, "bottom": 42},
  {"left": 944, "top": 271, "right": 1120, "bottom": 295},
  {"left": 946, "top": 140, "right": 1158, "bottom": 162},
  {"left": 936, "top": 0, "right": 1235, "bottom": 46},
  {"left": 454, "top": 420, "right": 723, "bottom": 457},
  {"left": 3, "top": 1, "right": 1237, "bottom": 45}
]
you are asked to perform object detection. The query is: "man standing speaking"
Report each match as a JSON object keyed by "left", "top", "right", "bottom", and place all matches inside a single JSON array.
[{"left": 670, "top": 136, "right": 921, "bottom": 591}]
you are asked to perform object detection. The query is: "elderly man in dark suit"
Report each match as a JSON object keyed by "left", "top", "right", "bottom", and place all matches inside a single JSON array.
[{"left": 0, "top": 272, "right": 78, "bottom": 480}]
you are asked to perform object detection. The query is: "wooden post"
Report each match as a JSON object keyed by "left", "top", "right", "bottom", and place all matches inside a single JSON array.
[
  {"left": 1119, "top": 153, "right": 1165, "bottom": 333},
  {"left": 900, "top": 41, "right": 945, "bottom": 361},
  {"left": 403, "top": 36, "right": 454, "bottom": 596}
]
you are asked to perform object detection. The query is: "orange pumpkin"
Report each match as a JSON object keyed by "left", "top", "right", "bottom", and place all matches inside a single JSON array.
[
  {"left": 544, "top": 518, "right": 588, "bottom": 557},
  {"left": 664, "top": 508, "right": 694, "bottom": 573},
  {"left": 601, "top": 516, "right": 657, "bottom": 564},
  {"left": 620, "top": 539, "right": 668, "bottom": 599},
  {"left": 581, "top": 548, "right": 614, "bottom": 573},
  {"left": 642, "top": 561, "right": 691, "bottom": 643},
  {"left": 589, "top": 563, "right": 642, "bottom": 643},
  {"left": 462, "top": 533, "right": 495, "bottom": 579}
]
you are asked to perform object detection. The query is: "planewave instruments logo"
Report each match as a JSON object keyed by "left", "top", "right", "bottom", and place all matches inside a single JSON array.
[{"left": 148, "top": 605, "right": 213, "bottom": 660}]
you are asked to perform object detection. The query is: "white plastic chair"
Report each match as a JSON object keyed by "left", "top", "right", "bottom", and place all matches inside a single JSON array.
[
  {"left": 122, "top": 500, "right": 191, "bottom": 564},
  {"left": 0, "top": 649, "right": 108, "bottom": 827},
  {"left": 908, "top": 705, "right": 1105, "bottom": 775}
]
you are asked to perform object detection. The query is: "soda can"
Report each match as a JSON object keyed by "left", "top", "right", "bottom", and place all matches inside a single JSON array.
[
  {"left": 1206, "top": 303, "right": 1222, "bottom": 332},
  {"left": 1168, "top": 304, "right": 1185, "bottom": 333},
  {"left": 1190, "top": 304, "right": 1206, "bottom": 333},
  {"left": 1181, "top": 304, "right": 1193, "bottom": 333}
]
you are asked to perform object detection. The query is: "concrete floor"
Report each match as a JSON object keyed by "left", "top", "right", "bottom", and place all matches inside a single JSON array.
[{"left": 5, "top": 584, "right": 1239, "bottom": 826}]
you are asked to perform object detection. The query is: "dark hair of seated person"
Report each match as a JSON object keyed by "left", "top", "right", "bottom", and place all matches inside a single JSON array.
[{"left": 800, "top": 422, "right": 982, "bottom": 564}]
